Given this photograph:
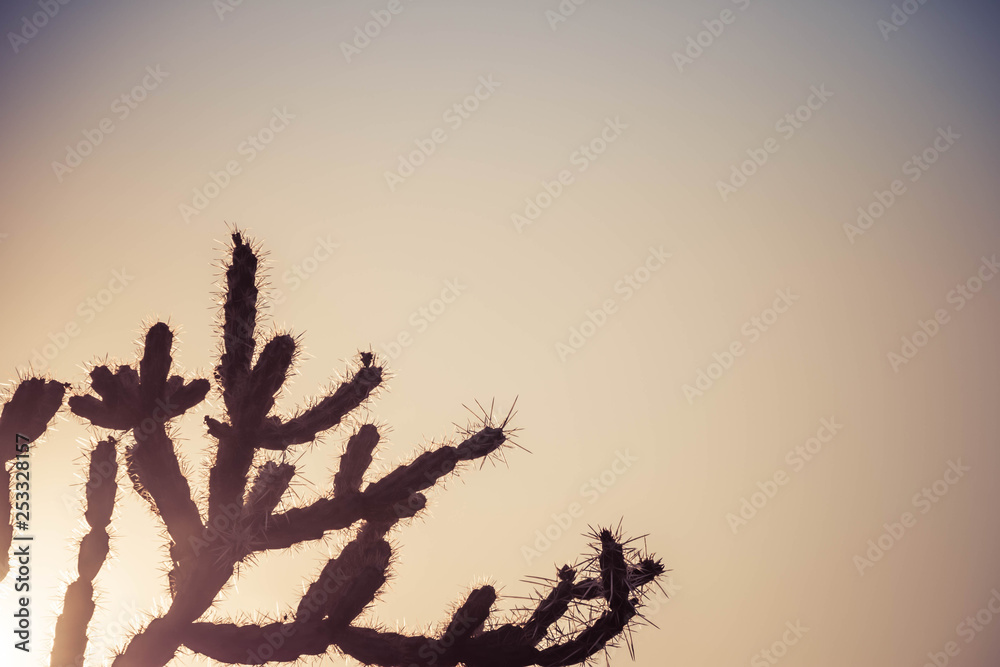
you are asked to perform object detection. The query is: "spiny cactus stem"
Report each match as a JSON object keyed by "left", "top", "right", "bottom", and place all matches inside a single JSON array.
[
  {"left": 185, "top": 619, "right": 333, "bottom": 664},
  {"left": 207, "top": 431, "right": 254, "bottom": 526},
  {"left": 49, "top": 438, "right": 118, "bottom": 667},
  {"left": 239, "top": 334, "right": 296, "bottom": 427},
  {"left": 139, "top": 323, "right": 173, "bottom": 411},
  {"left": 599, "top": 529, "right": 629, "bottom": 610},
  {"left": 333, "top": 424, "right": 380, "bottom": 497},
  {"left": 0, "top": 378, "right": 68, "bottom": 452},
  {"left": 258, "top": 364, "right": 383, "bottom": 450},
  {"left": 522, "top": 574, "right": 577, "bottom": 645},
  {"left": 569, "top": 560, "right": 664, "bottom": 601},
  {"left": 0, "top": 377, "right": 66, "bottom": 582},
  {"left": 245, "top": 461, "right": 295, "bottom": 520},
  {"left": 362, "top": 425, "right": 505, "bottom": 509},
  {"left": 247, "top": 494, "right": 366, "bottom": 552},
  {"left": 217, "top": 232, "right": 259, "bottom": 411},
  {"left": 446, "top": 586, "right": 496, "bottom": 648},
  {"left": 128, "top": 423, "right": 204, "bottom": 563}
]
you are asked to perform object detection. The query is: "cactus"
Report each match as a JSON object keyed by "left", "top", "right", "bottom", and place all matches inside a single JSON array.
[
  {"left": 7, "top": 229, "right": 666, "bottom": 666},
  {"left": 49, "top": 437, "right": 118, "bottom": 667},
  {"left": 0, "top": 376, "right": 67, "bottom": 582}
]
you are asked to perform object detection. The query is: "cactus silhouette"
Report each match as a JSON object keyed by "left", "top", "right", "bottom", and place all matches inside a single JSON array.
[
  {"left": 4, "top": 229, "right": 666, "bottom": 666},
  {"left": 0, "top": 377, "right": 67, "bottom": 582}
]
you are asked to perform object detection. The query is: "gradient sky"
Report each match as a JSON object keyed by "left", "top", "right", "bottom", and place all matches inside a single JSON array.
[{"left": 2, "top": 1, "right": 1000, "bottom": 666}]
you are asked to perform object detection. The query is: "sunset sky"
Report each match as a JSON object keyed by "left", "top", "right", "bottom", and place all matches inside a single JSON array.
[{"left": 2, "top": 1, "right": 1000, "bottom": 666}]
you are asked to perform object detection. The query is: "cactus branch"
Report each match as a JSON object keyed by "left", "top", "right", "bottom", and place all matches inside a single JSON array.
[
  {"left": 0, "top": 377, "right": 67, "bottom": 448},
  {"left": 333, "top": 424, "right": 379, "bottom": 497},
  {"left": 216, "top": 231, "right": 259, "bottom": 409},
  {"left": 180, "top": 530, "right": 662, "bottom": 667},
  {"left": 0, "top": 377, "right": 66, "bottom": 581},
  {"left": 49, "top": 438, "right": 118, "bottom": 667},
  {"left": 257, "top": 365, "right": 383, "bottom": 450}
]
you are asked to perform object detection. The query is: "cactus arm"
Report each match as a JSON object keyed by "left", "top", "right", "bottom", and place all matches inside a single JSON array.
[
  {"left": 0, "top": 377, "right": 67, "bottom": 581},
  {"left": 215, "top": 231, "right": 258, "bottom": 411},
  {"left": 257, "top": 365, "right": 383, "bottom": 450},
  {"left": 333, "top": 423, "right": 380, "bottom": 496},
  {"left": 0, "top": 378, "right": 68, "bottom": 449},
  {"left": 49, "top": 438, "right": 118, "bottom": 667},
  {"left": 362, "top": 425, "right": 506, "bottom": 506},
  {"left": 205, "top": 232, "right": 263, "bottom": 525},
  {"left": 184, "top": 620, "right": 332, "bottom": 664},
  {"left": 129, "top": 423, "right": 204, "bottom": 564}
]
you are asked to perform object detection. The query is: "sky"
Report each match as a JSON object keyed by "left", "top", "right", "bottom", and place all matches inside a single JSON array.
[{"left": 2, "top": 0, "right": 1000, "bottom": 666}]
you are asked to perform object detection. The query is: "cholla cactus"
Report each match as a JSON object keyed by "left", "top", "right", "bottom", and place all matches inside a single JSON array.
[
  {"left": 4, "top": 229, "right": 665, "bottom": 667},
  {"left": 0, "top": 377, "right": 67, "bottom": 582}
]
